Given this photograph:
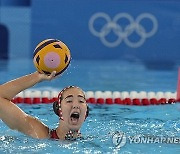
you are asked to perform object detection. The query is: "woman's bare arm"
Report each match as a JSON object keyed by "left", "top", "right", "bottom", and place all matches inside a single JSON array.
[{"left": 0, "top": 71, "right": 56, "bottom": 139}]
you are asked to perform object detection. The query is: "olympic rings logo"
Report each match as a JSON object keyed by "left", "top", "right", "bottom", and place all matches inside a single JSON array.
[{"left": 88, "top": 12, "right": 158, "bottom": 48}]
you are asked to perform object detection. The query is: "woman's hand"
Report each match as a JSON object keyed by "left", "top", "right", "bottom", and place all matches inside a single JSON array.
[{"left": 37, "top": 71, "right": 57, "bottom": 82}]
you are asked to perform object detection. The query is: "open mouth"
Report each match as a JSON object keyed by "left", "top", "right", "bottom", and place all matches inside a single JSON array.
[
  {"left": 71, "top": 112, "right": 80, "bottom": 119},
  {"left": 70, "top": 112, "right": 80, "bottom": 124}
]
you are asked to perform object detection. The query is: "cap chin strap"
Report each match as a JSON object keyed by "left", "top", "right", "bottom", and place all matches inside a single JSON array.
[
  {"left": 58, "top": 107, "right": 64, "bottom": 121},
  {"left": 65, "top": 130, "right": 81, "bottom": 140}
]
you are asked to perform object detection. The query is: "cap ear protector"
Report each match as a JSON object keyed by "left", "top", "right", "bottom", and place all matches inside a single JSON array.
[
  {"left": 53, "top": 101, "right": 62, "bottom": 117},
  {"left": 85, "top": 105, "right": 89, "bottom": 119},
  {"left": 53, "top": 86, "right": 89, "bottom": 120}
]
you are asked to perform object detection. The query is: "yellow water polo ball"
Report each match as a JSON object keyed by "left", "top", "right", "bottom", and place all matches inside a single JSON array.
[{"left": 33, "top": 39, "right": 71, "bottom": 76}]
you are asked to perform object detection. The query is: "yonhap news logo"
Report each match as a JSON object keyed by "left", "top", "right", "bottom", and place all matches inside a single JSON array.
[
  {"left": 112, "top": 131, "right": 180, "bottom": 148},
  {"left": 112, "top": 131, "right": 127, "bottom": 148},
  {"left": 89, "top": 12, "right": 158, "bottom": 48}
]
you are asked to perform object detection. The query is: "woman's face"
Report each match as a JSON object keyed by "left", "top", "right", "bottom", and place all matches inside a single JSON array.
[{"left": 60, "top": 87, "right": 87, "bottom": 131}]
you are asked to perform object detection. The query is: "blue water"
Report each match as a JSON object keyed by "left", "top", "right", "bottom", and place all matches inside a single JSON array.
[
  {"left": 0, "top": 104, "right": 179, "bottom": 153},
  {"left": 0, "top": 59, "right": 180, "bottom": 153}
]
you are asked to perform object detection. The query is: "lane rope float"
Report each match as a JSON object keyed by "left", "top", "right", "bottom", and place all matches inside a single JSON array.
[
  {"left": 11, "top": 90, "right": 179, "bottom": 105},
  {"left": 11, "top": 67, "right": 180, "bottom": 105}
]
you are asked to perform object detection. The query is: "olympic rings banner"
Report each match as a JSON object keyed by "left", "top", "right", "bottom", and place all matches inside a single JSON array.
[
  {"left": 31, "top": 0, "right": 180, "bottom": 66},
  {"left": 89, "top": 12, "right": 158, "bottom": 48}
]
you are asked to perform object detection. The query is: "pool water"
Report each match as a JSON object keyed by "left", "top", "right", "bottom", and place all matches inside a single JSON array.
[
  {"left": 0, "top": 59, "right": 179, "bottom": 153},
  {"left": 0, "top": 104, "right": 179, "bottom": 153}
]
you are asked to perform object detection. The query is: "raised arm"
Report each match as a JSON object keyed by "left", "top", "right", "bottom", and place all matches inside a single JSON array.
[{"left": 0, "top": 71, "right": 56, "bottom": 139}]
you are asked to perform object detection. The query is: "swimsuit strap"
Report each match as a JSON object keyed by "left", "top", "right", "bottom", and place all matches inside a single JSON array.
[{"left": 49, "top": 129, "right": 59, "bottom": 139}]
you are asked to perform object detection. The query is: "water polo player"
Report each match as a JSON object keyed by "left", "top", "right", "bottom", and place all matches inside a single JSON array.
[{"left": 0, "top": 71, "right": 89, "bottom": 140}]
